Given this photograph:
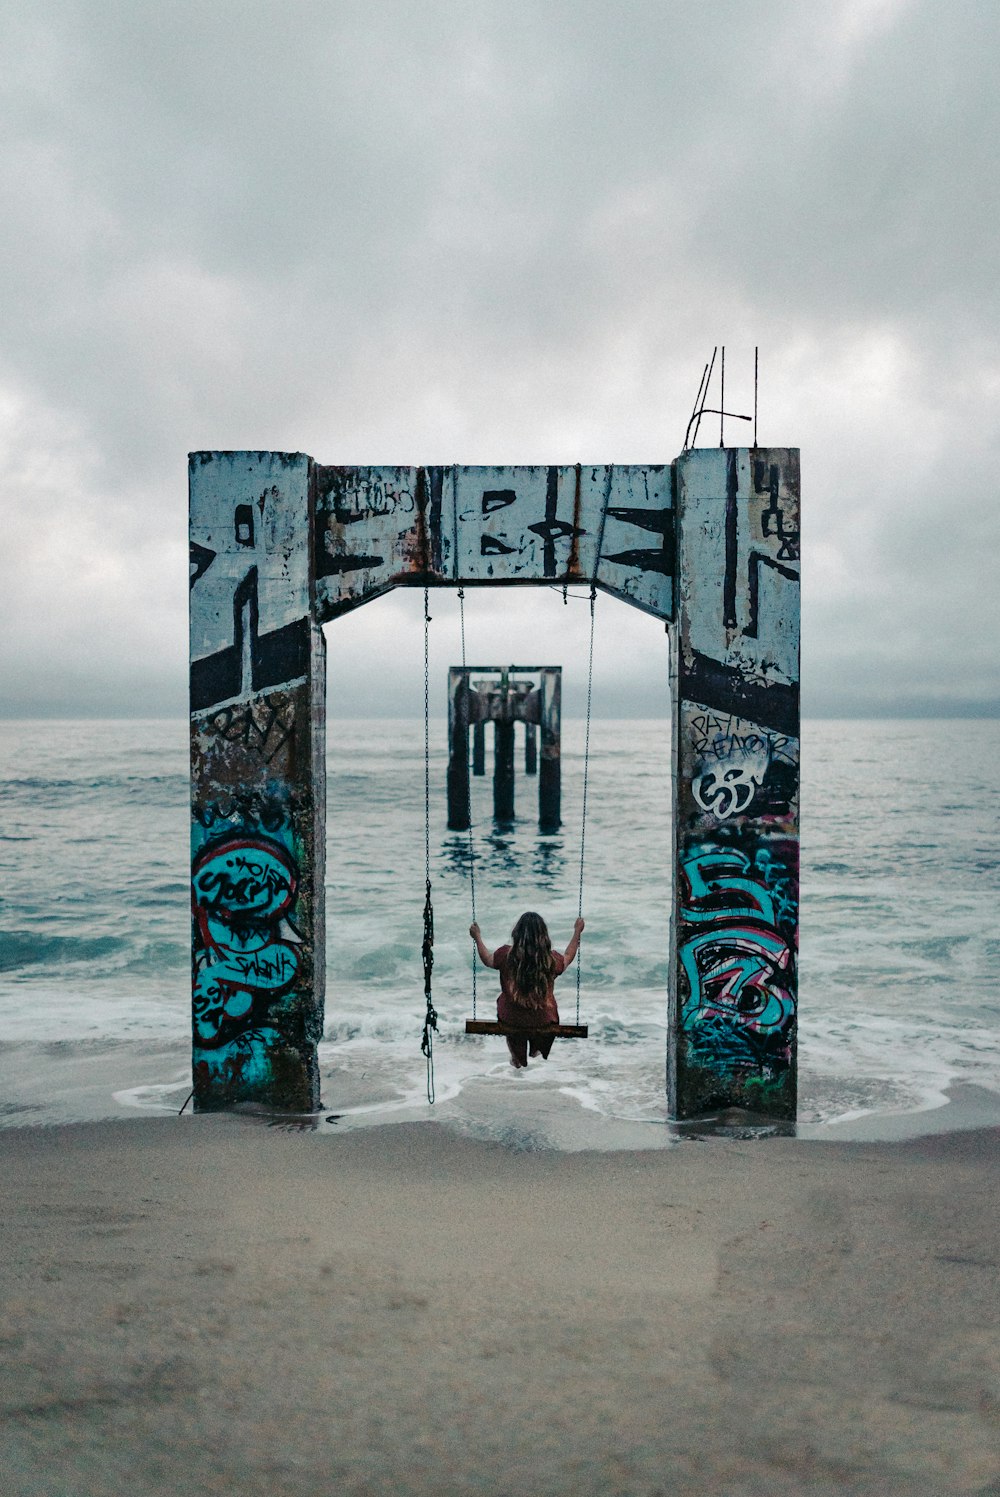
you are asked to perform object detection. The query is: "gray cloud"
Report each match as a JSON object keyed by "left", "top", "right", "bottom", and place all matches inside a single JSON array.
[{"left": 1, "top": 0, "right": 996, "bottom": 718}]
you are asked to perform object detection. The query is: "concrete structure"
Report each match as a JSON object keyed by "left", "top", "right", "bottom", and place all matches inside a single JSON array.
[
  {"left": 190, "top": 453, "right": 800, "bottom": 1118},
  {"left": 447, "top": 665, "right": 561, "bottom": 830}
]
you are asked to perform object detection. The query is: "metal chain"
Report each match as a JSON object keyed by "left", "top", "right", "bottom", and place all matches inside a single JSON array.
[
  {"left": 420, "top": 587, "right": 437, "bottom": 1103},
  {"left": 575, "top": 584, "right": 597, "bottom": 1026},
  {"left": 458, "top": 588, "right": 478, "bottom": 1020}
]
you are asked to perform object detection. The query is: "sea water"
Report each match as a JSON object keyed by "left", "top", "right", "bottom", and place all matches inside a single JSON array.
[{"left": 0, "top": 717, "right": 998, "bottom": 1142}]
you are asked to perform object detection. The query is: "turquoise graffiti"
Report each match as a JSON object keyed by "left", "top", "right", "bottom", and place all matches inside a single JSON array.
[
  {"left": 191, "top": 834, "right": 301, "bottom": 1091},
  {"left": 679, "top": 845, "right": 795, "bottom": 1079}
]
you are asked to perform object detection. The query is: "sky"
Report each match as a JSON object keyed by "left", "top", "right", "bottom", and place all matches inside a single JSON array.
[{"left": 1, "top": 0, "right": 997, "bottom": 719}]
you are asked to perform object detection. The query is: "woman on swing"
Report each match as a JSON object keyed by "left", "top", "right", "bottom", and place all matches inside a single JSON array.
[{"left": 469, "top": 912, "right": 585, "bottom": 1069}]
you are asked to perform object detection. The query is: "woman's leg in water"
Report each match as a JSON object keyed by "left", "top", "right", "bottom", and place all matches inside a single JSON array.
[{"left": 506, "top": 1034, "right": 528, "bottom": 1068}]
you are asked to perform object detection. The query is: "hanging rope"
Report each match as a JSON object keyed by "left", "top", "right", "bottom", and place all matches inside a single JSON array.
[
  {"left": 458, "top": 588, "right": 478, "bottom": 1020},
  {"left": 421, "top": 587, "right": 438, "bottom": 1103},
  {"left": 570, "top": 468, "right": 609, "bottom": 1027},
  {"left": 575, "top": 582, "right": 597, "bottom": 1027}
]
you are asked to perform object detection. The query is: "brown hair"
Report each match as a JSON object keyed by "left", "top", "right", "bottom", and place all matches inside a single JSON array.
[{"left": 507, "top": 912, "right": 557, "bottom": 1009}]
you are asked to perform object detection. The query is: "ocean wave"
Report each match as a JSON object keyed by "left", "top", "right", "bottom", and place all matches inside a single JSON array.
[
  {"left": 1, "top": 774, "right": 188, "bottom": 792},
  {"left": 0, "top": 930, "right": 126, "bottom": 973}
]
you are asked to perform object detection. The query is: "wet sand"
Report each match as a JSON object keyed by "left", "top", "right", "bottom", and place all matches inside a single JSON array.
[{"left": 1, "top": 1116, "right": 998, "bottom": 1496}]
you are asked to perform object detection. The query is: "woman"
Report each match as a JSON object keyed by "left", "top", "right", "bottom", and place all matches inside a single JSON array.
[{"left": 469, "top": 912, "right": 585, "bottom": 1069}]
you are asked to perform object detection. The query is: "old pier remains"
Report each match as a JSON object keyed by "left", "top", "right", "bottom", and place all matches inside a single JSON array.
[
  {"left": 447, "top": 665, "right": 561, "bottom": 830},
  {"left": 189, "top": 453, "right": 800, "bottom": 1119}
]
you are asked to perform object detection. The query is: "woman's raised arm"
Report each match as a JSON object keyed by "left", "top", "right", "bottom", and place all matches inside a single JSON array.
[
  {"left": 469, "top": 922, "right": 496, "bottom": 969},
  {"left": 561, "top": 916, "right": 585, "bottom": 967}
]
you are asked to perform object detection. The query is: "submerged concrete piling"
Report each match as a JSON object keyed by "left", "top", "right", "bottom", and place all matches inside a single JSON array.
[
  {"left": 446, "top": 672, "right": 472, "bottom": 832},
  {"left": 493, "top": 721, "right": 515, "bottom": 820},
  {"left": 538, "top": 667, "right": 561, "bottom": 833},
  {"left": 447, "top": 666, "right": 562, "bottom": 829}
]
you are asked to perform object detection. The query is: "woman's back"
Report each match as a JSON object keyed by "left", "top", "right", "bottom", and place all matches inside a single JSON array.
[{"left": 493, "top": 944, "right": 565, "bottom": 1027}]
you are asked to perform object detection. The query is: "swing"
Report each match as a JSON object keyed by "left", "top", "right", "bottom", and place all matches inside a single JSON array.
[
  {"left": 418, "top": 581, "right": 594, "bottom": 1105},
  {"left": 456, "top": 584, "right": 594, "bottom": 1042}
]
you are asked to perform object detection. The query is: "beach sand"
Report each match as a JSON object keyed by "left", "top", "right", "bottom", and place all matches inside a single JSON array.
[{"left": 1, "top": 1117, "right": 998, "bottom": 1496}]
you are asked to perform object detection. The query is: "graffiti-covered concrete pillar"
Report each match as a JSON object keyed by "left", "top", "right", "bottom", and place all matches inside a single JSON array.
[
  {"left": 670, "top": 449, "right": 800, "bottom": 1119},
  {"left": 189, "top": 452, "right": 326, "bottom": 1112}
]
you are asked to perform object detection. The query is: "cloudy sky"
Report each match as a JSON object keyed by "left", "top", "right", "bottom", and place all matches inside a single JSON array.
[{"left": 1, "top": 0, "right": 997, "bottom": 719}]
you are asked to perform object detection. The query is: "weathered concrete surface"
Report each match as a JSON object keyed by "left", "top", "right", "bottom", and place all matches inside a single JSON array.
[{"left": 313, "top": 463, "right": 673, "bottom": 619}]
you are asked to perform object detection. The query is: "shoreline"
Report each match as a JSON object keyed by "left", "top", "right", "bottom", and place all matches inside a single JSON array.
[
  {"left": 2, "top": 1034, "right": 1000, "bottom": 1148},
  {"left": 1, "top": 1115, "right": 998, "bottom": 1494}
]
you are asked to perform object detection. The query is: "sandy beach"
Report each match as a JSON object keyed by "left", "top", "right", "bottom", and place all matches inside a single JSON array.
[{"left": 0, "top": 1117, "right": 997, "bottom": 1496}]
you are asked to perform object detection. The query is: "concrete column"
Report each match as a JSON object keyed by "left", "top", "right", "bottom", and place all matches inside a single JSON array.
[
  {"left": 447, "top": 668, "right": 471, "bottom": 831},
  {"left": 669, "top": 448, "right": 800, "bottom": 1120},
  {"left": 538, "top": 668, "right": 561, "bottom": 832},
  {"left": 493, "top": 721, "right": 515, "bottom": 820},
  {"left": 524, "top": 721, "right": 537, "bottom": 775},
  {"left": 472, "top": 720, "right": 486, "bottom": 776},
  {"left": 189, "top": 452, "right": 326, "bottom": 1113}
]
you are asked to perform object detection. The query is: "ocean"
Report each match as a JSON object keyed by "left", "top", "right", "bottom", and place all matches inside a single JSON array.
[{"left": 1, "top": 716, "right": 998, "bottom": 1146}]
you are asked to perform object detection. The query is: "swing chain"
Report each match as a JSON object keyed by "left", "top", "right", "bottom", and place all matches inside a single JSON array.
[
  {"left": 421, "top": 877, "right": 437, "bottom": 1085},
  {"left": 575, "top": 582, "right": 597, "bottom": 1028},
  {"left": 421, "top": 587, "right": 437, "bottom": 1103},
  {"left": 458, "top": 587, "right": 478, "bottom": 1021}
]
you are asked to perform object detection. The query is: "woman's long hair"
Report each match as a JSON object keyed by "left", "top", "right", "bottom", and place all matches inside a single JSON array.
[{"left": 507, "top": 912, "right": 557, "bottom": 1009}]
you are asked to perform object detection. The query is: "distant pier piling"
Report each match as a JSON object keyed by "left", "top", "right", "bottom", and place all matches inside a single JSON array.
[
  {"left": 494, "top": 721, "right": 515, "bottom": 820},
  {"left": 446, "top": 673, "right": 472, "bottom": 831},
  {"left": 447, "top": 666, "right": 561, "bottom": 830}
]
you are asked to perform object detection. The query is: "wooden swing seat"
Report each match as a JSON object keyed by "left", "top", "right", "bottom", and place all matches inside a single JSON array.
[{"left": 465, "top": 1020, "right": 588, "bottom": 1038}]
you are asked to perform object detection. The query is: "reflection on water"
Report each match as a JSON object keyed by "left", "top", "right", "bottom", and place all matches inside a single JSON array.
[{"left": 443, "top": 827, "right": 570, "bottom": 889}]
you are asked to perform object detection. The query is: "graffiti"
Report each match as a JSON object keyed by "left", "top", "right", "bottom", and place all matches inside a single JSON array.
[
  {"left": 203, "top": 699, "right": 297, "bottom": 765},
  {"left": 679, "top": 845, "right": 796, "bottom": 1080},
  {"left": 689, "top": 711, "right": 796, "bottom": 820},
  {"left": 692, "top": 755, "right": 767, "bottom": 820},
  {"left": 193, "top": 790, "right": 294, "bottom": 835},
  {"left": 482, "top": 490, "right": 517, "bottom": 513},
  {"left": 460, "top": 468, "right": 586, "bottom": 577},
  {"left": 754, "top": 459, "right": 800, "bottom": 562},
  {"left": 333, "top": 481, "right": 416, "bottom": 522},
  {"left": 190, "top": 565, "right": 312, "bottom": 714},
  {"left": 191, "top": 833, "right": 302, "bottom": 1090},
  {"left": 189, "top": 541, "right": 216, "bottom": 588},
  {"left": 234, "top": 504, "right": 255, "bottom": 547}
]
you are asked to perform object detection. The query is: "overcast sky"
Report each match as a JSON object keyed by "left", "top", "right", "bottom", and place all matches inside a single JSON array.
[{"left": 1, "top": 0, "right": 997, "bottom": 719}]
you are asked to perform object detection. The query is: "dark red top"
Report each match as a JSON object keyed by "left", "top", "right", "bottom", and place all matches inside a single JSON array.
[{"left": 493, "top": 945, "right": 566, "bottom": 1028}]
